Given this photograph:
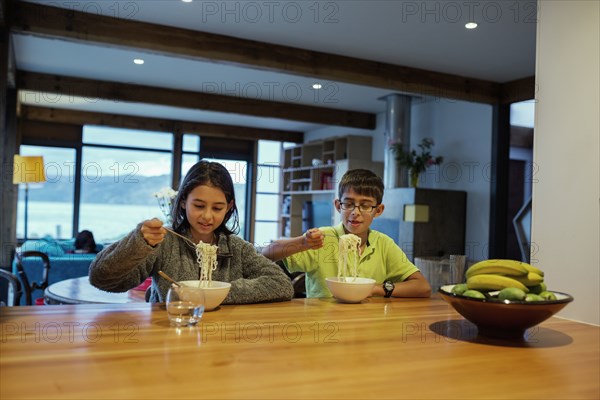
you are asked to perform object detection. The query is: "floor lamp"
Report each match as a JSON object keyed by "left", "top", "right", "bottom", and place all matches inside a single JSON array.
[{"left": 13, "top": 155, "right": 46, "bottom": 240}]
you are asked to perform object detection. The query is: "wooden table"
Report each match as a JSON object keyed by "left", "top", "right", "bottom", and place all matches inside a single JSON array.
[
  {"left": 1, "top": 297, "right": 598, "bottom": 399},
  {"left": 44, "top": 276, "right": 146, "bottom": 304}
]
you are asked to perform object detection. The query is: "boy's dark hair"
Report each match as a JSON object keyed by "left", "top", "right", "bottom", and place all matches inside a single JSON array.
[
  {"left": 75, "top": 230, "right": 96, "bottom": 253},
  {"left": 171, "top": 160, "right": 240, "bottom": 236},
  {"left": 338, "top": 169, "right": 384, "bottom": 204}
]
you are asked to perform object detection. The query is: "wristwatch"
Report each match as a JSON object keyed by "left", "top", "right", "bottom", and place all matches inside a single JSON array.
[{"left": 383, "top": 280, "right": 395, "bottom": 298}]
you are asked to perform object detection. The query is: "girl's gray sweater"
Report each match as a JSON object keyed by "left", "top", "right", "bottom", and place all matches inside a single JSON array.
[{"left": 89, "top": 225, "right": 294, "bottom": 304}]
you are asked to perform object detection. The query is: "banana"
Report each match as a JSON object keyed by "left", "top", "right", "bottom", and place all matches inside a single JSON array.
[
  {"left": 512, "top": 272, "right": 544, "bottom": 286},
  {"left": 465, "top": 259, "right": 528, "bottom": 279},
  {"left": 521, "top": 262, "right": 544, "bottom": 277},
  {"left": 466, "top": 274, "right": 529, "bottom": 292}
]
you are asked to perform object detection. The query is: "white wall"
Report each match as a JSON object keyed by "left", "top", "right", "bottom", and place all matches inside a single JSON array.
[
  {"left": 411, "top": 99, "right": 493, "bottom": 261},
  {"left": 533, "top": 0, "right": 599, "bottom": 325}
]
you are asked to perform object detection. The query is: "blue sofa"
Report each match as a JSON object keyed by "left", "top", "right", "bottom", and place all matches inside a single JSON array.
[{"left": 12, "top": 237, "right": 103, "bottom": 305}]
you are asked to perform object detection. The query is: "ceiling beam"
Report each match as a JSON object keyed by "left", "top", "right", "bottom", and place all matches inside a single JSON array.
[
  {"left": 9, "top": 1, "right": 512, "bottom": 104},
  {"left": 18, "top": 71, "right": 374, "bottom": 129},
  {"left": 499, "top": 77, "right": 536, "bottom": 104},
  {"left": 19, "top": 105, "right": 304, "bottom": 143}
]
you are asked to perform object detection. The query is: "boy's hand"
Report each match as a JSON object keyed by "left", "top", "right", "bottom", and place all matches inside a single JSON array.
[
  {"left": 302, "top": 228, "right": 325, "bottom": 250},
  {"left": 141, "top": 218, "right": 167, "bottom": 247}
]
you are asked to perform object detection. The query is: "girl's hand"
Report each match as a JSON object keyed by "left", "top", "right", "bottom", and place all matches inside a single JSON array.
[
  {"left": 141, "top": 218, "right": 167, "bottom": 247},
  {"left": 303, "top": 228, "right": 325, "bottom": 250}
]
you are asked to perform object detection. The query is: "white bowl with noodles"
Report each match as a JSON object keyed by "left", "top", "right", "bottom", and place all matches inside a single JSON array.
[
  {"left": 179, "top": 280, "right": 231, "bottom": 311},
  {"left": 325, "top": 277, "right": 376, "bottom": 303}
]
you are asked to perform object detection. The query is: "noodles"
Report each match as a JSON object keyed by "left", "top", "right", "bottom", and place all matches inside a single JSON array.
[
  {"left": 195, "top": 241, "right": 219, "bottom": 288},
  {"left": 338, "top": 234, "right": 361, "bottom": 280}
]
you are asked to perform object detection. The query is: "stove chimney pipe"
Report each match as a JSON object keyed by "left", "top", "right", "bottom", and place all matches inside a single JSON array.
[{"left": 383, "top": 94, "right": 412, "bottom": 188}]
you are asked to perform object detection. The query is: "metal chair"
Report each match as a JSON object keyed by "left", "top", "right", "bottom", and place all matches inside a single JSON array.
[
  {"left": 15, "top": 251, "right": 51, "bottom": 305},
  {"left": 0, "top": 269, "right": 23, "bottom": 306},
  {"left": 275, "top": 260, "right": 306, "bottom": 298}
]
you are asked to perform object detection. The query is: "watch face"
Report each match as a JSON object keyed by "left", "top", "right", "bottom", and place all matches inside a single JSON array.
[{"left": 384, "top": 281, "right": 394, "bottom": 291}]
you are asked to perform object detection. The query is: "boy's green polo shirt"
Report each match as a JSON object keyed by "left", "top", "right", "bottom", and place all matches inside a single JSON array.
[{"left": 284, "top": 223, "right": 419, "bottom": 298}]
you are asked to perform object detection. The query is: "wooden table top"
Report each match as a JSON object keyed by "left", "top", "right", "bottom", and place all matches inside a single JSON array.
[
  {"left": 44, "top": 276, "right": 146, "bottom": 304},
  {"left": 1, "top": 297, "right": 598, "bottom": 399}
]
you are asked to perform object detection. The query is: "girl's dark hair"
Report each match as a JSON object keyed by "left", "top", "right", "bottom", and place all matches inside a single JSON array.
[
  {"left": 75, "top": 230, "right": 96, "bottom": 253},
  {"left": 338, "top": 169, "right": 384, "bottom": 204},
  {"left": 171, "top": 160, "right": 240, "bottom": 236}
]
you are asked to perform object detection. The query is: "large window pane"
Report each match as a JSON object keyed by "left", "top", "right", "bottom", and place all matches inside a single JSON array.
[
  {"left": 79, "top": 147, "right": 172, "bottom": 242},
  {"left": 17, "top": 146, "right": 75, "bottom": 239}
]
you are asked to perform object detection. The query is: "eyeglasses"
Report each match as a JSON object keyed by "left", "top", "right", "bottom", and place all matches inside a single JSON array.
[{"left": 339, "top": 202, "right": 378, "bottom": 213}]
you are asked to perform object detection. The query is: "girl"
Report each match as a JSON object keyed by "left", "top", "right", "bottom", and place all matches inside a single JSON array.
[{"left": 89, "top": 160, "right": 294, "bottom": 304}]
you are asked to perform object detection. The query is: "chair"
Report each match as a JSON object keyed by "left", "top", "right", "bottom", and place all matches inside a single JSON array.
[
  {"left": 291, "top": 273, "right": 306, "bottom": 298},
  {"left": 275, "top": 260, "right": 306, "bottom": 298},
  {"left": 15, "top": 251, "right": 51, "bottom": 305},
  {"left": 0, "top": 269, "right": 23, "bottom": 306}
]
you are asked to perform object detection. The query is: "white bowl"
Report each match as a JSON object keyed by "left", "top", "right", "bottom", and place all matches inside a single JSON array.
[
  {"left": 325, "top": 277, "right": 376, "bottom": 303},
  {"left": 179, "top": 280, "right": 231, "bottom": 311}
]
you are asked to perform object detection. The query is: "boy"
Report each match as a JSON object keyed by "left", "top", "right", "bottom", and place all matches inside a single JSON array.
[{"left": 262, "top": 169, "right": 431, "bottom": 298}]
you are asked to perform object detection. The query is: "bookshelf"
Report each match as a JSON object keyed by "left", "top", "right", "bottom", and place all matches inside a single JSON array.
[{"left": 280, "top": 135, "right": 383, "bottom": 238}]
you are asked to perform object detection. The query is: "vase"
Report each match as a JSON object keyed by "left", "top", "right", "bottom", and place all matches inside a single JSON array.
[{"left": 409, "top": 169, "right": 420, "bottom": 188}]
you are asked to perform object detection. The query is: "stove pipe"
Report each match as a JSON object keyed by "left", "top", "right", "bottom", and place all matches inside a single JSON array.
[{"left": 383, "top": 94, "right": 412, "bottom": 188}]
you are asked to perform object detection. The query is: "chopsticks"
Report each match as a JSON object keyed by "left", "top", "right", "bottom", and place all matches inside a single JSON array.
[
  {"left": 158, "top": 270, "right": 180, "bottom": 287},
  {"left": 164, "top": 227, "right": 196, "bottom": 247}
]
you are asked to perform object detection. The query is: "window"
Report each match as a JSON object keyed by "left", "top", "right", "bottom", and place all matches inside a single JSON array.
[
  {"left": 203, "top": 158, "right": 248, "bottom": 238},
  {"left": 16, "top": 127, "right": 281, "bottom": 246},
  {"left": 254, "top": 141, "right": 284, "bottom": 246},
  {"left": 16, "top": 146, "right": 76, "bottom": 239},
  {"left": 181, "top": 134, "right": 249, "bottom": 240},
  {"left": 79, "top": 126, "right": 173, "bottom": 242}
]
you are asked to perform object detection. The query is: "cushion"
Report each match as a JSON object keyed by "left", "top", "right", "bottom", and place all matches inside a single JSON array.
[
  {"left": 20, "top": 238, "right": 65, "bottom": 256},
  {"left": 58, "top": 238, "right": 76, "bottom": 252}
]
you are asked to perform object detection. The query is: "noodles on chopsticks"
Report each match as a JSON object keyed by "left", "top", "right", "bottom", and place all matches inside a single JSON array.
[
  {"left": 337, "top": 234, "right": 361, "bottom": 281},
  {"left": 195, "top": 242, "right": 218, "bottom": 288}
]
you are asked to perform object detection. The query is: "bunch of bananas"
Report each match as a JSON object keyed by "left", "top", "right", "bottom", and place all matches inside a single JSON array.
[{"left": 464, "top": 259, "right": 545, "bottom": 293}]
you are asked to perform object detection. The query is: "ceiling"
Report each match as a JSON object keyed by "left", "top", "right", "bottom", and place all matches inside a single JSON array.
[{"left": 10, "top": 0, "right": 537, "bottom": 134}]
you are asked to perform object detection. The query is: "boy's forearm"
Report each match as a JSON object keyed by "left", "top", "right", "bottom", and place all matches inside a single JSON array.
[{"left": 261, "top": 236, "right": 307, "bottom": 261}]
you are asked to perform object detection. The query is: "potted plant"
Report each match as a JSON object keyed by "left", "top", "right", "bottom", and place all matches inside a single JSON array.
[
  {"left": 154, "top": 187, "right": 178, "bottom": 225},
  {"left": 390, "top": 138, "right": 443, "bottom": 188}
]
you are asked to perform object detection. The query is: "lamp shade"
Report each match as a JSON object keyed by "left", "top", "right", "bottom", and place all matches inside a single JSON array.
[{"left": 13, "top": 155, "right": 46, "bottom": 184}]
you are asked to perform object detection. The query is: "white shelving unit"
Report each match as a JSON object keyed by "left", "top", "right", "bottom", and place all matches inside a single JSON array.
[{"left": 280, "top": 135, "right": 383, "bottom": 238}]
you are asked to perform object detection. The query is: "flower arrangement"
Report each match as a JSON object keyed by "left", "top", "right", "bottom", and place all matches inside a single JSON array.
[
  {"left": 154, "top": 187, "right": 178, "bottom": 225},
  {"left": 389, "top": 138, "right": 443, "bottom": 187}
]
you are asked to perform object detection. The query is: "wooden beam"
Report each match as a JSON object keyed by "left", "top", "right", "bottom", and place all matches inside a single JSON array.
[
  {"left": 11, "top": 1, "right": 501, "bottom": 104},
  {"left": 499, "top": 76, "right": 536, "bottom": 104},
  {"left": 18, "top": 105, "right": 304, "bottom": 143},
  {"left": 18, "top": 71, "right": 373, "bottom": 130},
  {"left": 1, "top": 0, "right": 20, "bottom": 263},
  {"left": 19, "top": 118, "right": 81, "bottom": 143},
  {"left": 510, "top": 125, "right": 534, "bottom": 148}
]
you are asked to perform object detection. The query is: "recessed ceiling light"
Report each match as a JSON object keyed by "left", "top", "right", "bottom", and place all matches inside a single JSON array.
[
  {"left": 312, "top": 83, "right": 322, "bottom": 90},
  {"left": 465, "top": 22, "right": 478, "bottom": 29},
  {"left": 182, "top": 0, "right": 192, "bottom": 3},
  {"left": 133, "top": 58, "right": 145, "bottom": 65}
]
